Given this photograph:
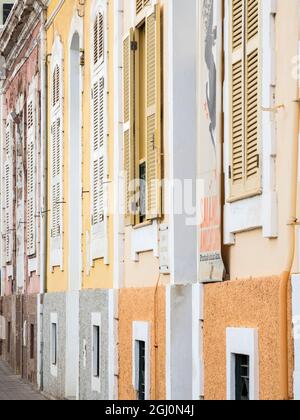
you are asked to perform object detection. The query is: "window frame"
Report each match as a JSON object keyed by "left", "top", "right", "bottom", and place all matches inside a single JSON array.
[
  {"left": 50, "top": 313, "right": 58, "bottom": 378},
  {"left": 227, "top": 0, "right": 262, "bottom": 202},
  {"left": 132, "top": 321, "right": 150, "bottom": 400},
  {"left": 226, "top": 328, "right": 259, "bottom": 401},
  {"left": 223, "top": 0, "right": 278, "bottom": 243},
  {"left": 123, "top": 1, "right": 162, "bottom": 229},
  {"left": 49, "top": 36, "right": 64, "bottom": 271},
  {"left": 90, "top": 0, "right": 109, "bottom": 264},
  {"left": 91, "top": 312, "right": 101, "bottom": 393}
]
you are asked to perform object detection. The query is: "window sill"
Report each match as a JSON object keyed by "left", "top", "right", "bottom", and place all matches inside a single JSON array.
[
  {"left": 227, "top": 189, "right": 262, "bottom": 204},
  {"left": 133, "top": 220, "right": 153, "bottom": 230},
  {"left": 131, "top": 219, "right": 159, "bottom": 262}
]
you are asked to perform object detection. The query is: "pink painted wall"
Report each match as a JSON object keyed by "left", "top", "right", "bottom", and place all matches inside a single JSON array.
[{"left": 3, "top": 21, "right": 41, "bottom": 296}]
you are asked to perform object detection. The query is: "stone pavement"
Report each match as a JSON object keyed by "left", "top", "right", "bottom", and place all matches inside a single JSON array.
[{"left": 0, "top": 361, "right": 46, "bottom": 400}]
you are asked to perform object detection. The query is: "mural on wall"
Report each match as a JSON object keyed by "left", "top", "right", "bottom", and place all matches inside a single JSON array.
[{"left": 199, "top": 0, "right": 225, "bottom": 283}]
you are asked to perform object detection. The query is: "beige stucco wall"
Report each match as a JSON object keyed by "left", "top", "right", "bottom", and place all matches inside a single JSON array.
[
  {"left": 227, "top": 0, "right": 300, "bottom": 280},
  {"left": 204, "top": 275, "right": 293, "bottom": 400}
]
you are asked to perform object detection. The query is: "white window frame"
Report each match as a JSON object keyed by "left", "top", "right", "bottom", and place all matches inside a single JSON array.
[
  {"left": 226, "top": 328, "right": 259, "bottom": 401},
  {"left": 50, "top": 313, "right": 58, "bottom": 378},
  {"left": 90, "top": 0, "right": 109, "bottom": 265},
  {"left": 91, "top": 312, "right": 101, "bottom": 393},
  {"left": 132, "top": 321, "right": 150, "bottom": 400},
  {"left": 223, "top": 0, "right": 278, "bottom": 244},
  {"left": 50, "top": 36, "right": 64, "bottom": 271}
]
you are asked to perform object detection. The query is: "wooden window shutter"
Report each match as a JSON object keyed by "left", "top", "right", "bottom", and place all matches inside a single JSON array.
[
  {"left": 92, "top": 77, "right": 105, "bottom": 228},
  {"left": 145, "top": 5, "right": 161, "bottom": 220},
  {"left": 230, "top": 0, "right": 244, "bottom": 198},
  {"left": 4, "top": 123, "right": 13, "bottom": 264},
  {"left": 51, "top": 118, "right": 63, "bottom": 240},
  {"left": 27, "top": 96, "right": 36, "bottom": 256},
  {"left": 123, "top": 30, "right": 135, "bottom": 226},
  {"left": 245, "top": 0, "right": 260, "bottom": 192},
  {"left": 229, "top": 0, "right": 261, "bottom": 200},
  {"left": 52, "top": 65, "right": 60, "bottom": 108},
  {"left": 91, "top": 7, "right": 108, "bottom": 262},
  {"left": 136, "top": 0, "right": 151, "bottom": 15},
  {"left": 94, "top": 11, "right": 104, "bottom": 67},
  {"left": 50, "top": 60, "right": 63, "bottom": 268}
]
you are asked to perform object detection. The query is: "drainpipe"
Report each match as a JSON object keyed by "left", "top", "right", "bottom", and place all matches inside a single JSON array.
[
  {"left": 280, "top": 90, "right": 300, "bottom": 400},
  {"left": 38, "top": 6, "right": 47, "bottom": 391}
]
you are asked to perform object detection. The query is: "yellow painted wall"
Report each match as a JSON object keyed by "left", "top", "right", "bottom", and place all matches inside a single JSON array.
[{"left": 46, "top": 0, "right": 114, "bottom": 293}]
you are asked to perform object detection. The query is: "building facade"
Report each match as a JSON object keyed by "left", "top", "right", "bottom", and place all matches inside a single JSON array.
[
  {"left": 198, "top": 0, "right": 300, "bottom": 400},
  {"left": 1, "top": 0, "right": 300, "bottom": 401},
  {"left": 0, "top": 0, "right": 46, "bottom": 387},
  {"left": 43, "top": 0, "right": 117, "bottom": 400}
]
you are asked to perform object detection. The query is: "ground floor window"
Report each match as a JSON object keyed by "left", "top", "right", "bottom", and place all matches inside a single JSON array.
[
  {"left": 51, "top": 323, "right": 57, "bottom": 366},
  {"left": 132, "top": 321, "right": 150, "bottom": 400},
  {"left": 50, "top": 313, "right": 58, "bottom": 377},
  {"left": 91, "top": 313, "right": 101, "bottom": 393},
  {"left": 226, "top": 328, "right": 259, "bottom": 401},
  {"left": 235, "top": 354, "right": 250, "bottom": 401}
]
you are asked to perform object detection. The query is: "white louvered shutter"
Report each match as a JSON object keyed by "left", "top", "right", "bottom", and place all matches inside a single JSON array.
[
  {"left": 27, "top": 95, "right": 36, "bottom": 256},
  {"left": 50, "top": 64, "right": 63, "bottom": 268},
  {"left": 4, "top": 123, "right": 13, "bottom": 264},
  {"left": 91, "top": 10, "right": 107, "bottom": 261},
  {"left": 92, "top": 77, "right": 104, "bottom": 228}
]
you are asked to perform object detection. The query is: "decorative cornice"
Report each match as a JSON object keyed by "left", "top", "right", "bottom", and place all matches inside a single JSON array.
[{"left": 0, "top": 0, "right": 47, "bottom": 60}]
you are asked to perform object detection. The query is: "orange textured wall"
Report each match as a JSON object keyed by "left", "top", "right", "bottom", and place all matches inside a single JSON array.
[
  {"left": 118, "top": 287, "right": 166, "bottom": 400},
  {"left": 204, "top": 275, "right": 293, "bottom": 400}
]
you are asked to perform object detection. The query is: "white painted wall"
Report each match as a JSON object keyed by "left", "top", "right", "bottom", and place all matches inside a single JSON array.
[
  {"left": 68, "top": 22, "right": 82, "bottom": 292},
  {"left": 65, "top": 291, "right": 79, "bottom": 400},
  {"left": 168, "top": 0, "right": 198, "bottom": 286},
  {"left": 168, "top": 285, "right": 193, "bottom": 400}
]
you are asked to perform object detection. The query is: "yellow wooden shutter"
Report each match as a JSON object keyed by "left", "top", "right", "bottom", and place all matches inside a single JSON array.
[
  {"left": 145, "top": 5, "right": 161, "bottom": 220},
  {"left": 230, "top": 0, "right": 244, "bottom": 198},
  {"left": 123, "top": 30, "right": 135, "bottom": 226},
  {"left": 245, "top": 0, "right": 260, "bottom": 193},
  {"left": 229, "top": 0, "right": 261, "bottom": 200}
]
